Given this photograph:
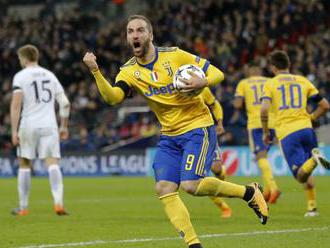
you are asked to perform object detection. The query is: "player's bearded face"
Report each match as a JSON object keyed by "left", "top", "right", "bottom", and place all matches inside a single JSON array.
[{"left": 127, "top": 20, "right": 152, "bottom": 58}]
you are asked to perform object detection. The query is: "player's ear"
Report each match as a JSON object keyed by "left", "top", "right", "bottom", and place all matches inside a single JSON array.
[{"left": 269, "top": 65, "right": 276, "bottom": 75}]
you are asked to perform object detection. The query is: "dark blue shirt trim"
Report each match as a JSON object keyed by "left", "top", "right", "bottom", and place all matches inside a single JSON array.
[
  {"left": 309, "top": 93, "right": 322, "bottom": 103},
  {"left": 202, "top": 60, "right": 210, "bottom": 73},
  {"left": 137, "top": 47, "right": 158, "bottom": 71}
]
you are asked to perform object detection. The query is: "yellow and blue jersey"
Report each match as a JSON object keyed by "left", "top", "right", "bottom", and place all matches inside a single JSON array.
[
  {"left": 261, "top": 73, "right": 319, "bottom": 140},
  {"left": 235, "top": 76, "right": 275, "bottom": 129},
  {"left": 115, "top": 47, "right": 218, "bottom": 136}
]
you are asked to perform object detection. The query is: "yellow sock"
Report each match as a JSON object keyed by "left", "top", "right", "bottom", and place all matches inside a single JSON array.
[
  {"left": 209, "top": 196, "right": 230, "bottom": 210},
  {"left": 258, "top": 158, "right": 278, "bottom": 191},
  {"left": 301, "top": 158, "right": 317, "bottom": 175},
  {"left": 195, "top": 177, "right": 246, "bottom": 198},
  {"left": 305, "top": 187, "right": 317, "bottom": 211},
  {"left": 159, "top": 192, "right": 200, "bottom": 245}
]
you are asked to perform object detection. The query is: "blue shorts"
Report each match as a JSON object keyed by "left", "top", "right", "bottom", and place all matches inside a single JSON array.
[
  {"left": 280, "top": 128, "right": 318, "bottom": 177},
  {"left": 153, "top": 126, "right": 216, "bottom": 184},
  {"left": 248, "top": 128, "right": 276, "bottom": 154}
]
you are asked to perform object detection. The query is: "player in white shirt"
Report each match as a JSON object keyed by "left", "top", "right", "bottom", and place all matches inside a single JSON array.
[{"left": 10, "top": 44, "right": 70, "bottom": 216}]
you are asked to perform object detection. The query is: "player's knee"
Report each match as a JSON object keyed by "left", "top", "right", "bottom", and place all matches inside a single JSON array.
[
  {"left": 155, "top": 181, "right": 178, "bottom": 197},
  {"left": 180, "top": 181, "right": 198, "bottom": 195},
  {"left": 211, "top": 162, "right": 225, "bottom": 179},
  {"left": 19, "top": 158, "right": 32, "bottom": 168},
  {"left": 256, "top": 150, "right": 267, "bottom": 160},
  {"left": 211, "top": 161, "right": 221, "bottom": 174},
  {"left": 45, "top": 157, "right": 59, "bottom": 166}
]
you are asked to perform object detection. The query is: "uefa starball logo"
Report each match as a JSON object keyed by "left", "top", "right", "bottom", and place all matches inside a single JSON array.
[{"left": 221, "top": 149, "right": 239, "bottom": 176}]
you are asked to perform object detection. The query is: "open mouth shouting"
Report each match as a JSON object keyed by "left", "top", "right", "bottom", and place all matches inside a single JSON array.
[{"left": 133, "top": 41, "right": 142, "bottom": 53}]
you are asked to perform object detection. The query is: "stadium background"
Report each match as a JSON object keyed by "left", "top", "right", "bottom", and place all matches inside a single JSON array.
[
  {"left": 1, "top": 1, "right": 330, "bottom": 248},
  {"left": 0, "top": 0, "right": 330, "bottom": 177}
]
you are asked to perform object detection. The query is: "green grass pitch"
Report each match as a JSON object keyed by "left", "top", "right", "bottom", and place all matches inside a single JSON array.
[{"left": 1, "top": 176, "right": 329, "bottom": 248}]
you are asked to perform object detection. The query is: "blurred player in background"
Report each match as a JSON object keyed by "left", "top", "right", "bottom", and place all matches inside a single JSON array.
[
  {"left": 83, "top": 15, "right": 268, "bottom": 248},
  {"left": 261, "top": 50, "right": 330, "bottom": 216},
  {"left": 234, "top": 64, "right": 281, "bottom": 203},
  {"left": 10, "top": 44, "right": 70, "bottom": 216},
  {"left": 200, "top": 87, "right": 232, "bottom": 218}
]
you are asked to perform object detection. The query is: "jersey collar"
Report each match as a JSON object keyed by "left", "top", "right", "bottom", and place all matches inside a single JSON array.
[{"left": 136, "top": 47, "right": 158, "bottom": 71}]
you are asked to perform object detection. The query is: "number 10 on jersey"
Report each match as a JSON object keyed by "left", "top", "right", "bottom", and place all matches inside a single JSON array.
[{"left": 277, "top": 84, "right": 302, "bottom": 110}]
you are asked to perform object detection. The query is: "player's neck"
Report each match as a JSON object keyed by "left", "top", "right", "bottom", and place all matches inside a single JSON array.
[
  {"left": 275, "top": 69, "right": 290, "bottom": 75},
  {"left": 136, "top": 44, "right": 155, "bottom": 64},
  {"left": 24, "top": 62, "right": 39, "bottom": 68}
]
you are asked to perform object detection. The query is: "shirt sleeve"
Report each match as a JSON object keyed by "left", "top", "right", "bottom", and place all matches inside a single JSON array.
[
  {"left": 176, "top": 48, "right": 210, "bottom": 73},
  {"left": 235, "top": 80, "right": 245, "bottom": 98},
  {"left": 115, "top": 70, "right": 134, "bottom": 98},
  {"left": 12, "top": 74, "right": 23, "bottom": 92},
  {"left": 306, "top": 79, "right": 319, "bottom": 98},
  {"left": 53, "top": 74, "right": 64, "bottom": 95}
]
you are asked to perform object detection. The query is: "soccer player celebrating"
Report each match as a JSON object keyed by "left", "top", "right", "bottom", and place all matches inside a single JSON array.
[
  {"left": 261, "top": 50, "right": 330, "bottom": 217},
  {"left": 200, "top": 87, "right": 232, "bottom": 218},
  {"left": 83, "top": 15, "right": 268, "bottom": 248},
  {"left": 10, "top": 44, "right": 70, "bottom": 216},
  {"left": 234, "top": 64, "right": 281, "bottom": 203}
]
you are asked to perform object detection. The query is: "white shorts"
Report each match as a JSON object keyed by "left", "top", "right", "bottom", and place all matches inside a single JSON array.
[{"left": 17, "top": 128, "right": 60, "bottom": 159}]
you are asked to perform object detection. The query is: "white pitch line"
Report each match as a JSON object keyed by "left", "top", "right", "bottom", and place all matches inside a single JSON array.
[{"left": 17, "top": 226, "right": 328, "bottom": 248}]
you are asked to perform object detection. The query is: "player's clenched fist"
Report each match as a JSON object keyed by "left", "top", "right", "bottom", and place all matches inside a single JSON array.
[{"left": 83, "top": 52, "right": 99, "bottom": 72}]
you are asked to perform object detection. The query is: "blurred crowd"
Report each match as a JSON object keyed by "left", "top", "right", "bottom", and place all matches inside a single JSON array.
[{"left": 0, "top": 0, "right": 329, "bottom": 154}]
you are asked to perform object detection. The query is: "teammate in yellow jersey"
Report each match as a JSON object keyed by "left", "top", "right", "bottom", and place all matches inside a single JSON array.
[
  {"left": 234, "top": 64, "right": 281, "bottom": 204},
  {"left": 83, "top": 15, "right": 269, "bottom": 248},
  {"left": 200, "top": 87, "right": 232, "bottom": 218},
  {"left": 261, "top": 50, "right": 330, "bottom": 217}
]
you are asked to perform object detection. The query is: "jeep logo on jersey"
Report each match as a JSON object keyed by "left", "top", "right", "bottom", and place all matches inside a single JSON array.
[{"left": 144, "top": 83, "right": 176, "bottom": 97}]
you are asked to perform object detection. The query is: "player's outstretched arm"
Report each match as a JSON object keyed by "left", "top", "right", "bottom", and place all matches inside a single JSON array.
[
  {"left": 83, "top": 52, "right": 125, "bottom": 105},
  {"left": 10, "top": 91, "right": 23, "bottom": 146},
  {"left": 310, "top": 98, "right": 330, "bottom": 121},
  {"left": 213, "top": 100, "right": 224, "bottom": 131},
  {"left": 205, "top": 64, "right": 225, "bottom": 86},
  {"left": 179, "top": 64, "right": 224, "bottom": 91},
  {"left": 56, "top": 92, "right": 70, "bottom": 140}
]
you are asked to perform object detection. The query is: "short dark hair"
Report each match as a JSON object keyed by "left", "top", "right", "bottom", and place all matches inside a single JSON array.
[
  {"left": 17, "top": 44, "right": 39, "bottom": 62},
  {"left": 269, "top": 50, "right": 290, "bottom": 70},
  {"left": 127, "top": 15, "right": 153, "bottom": 33}
]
